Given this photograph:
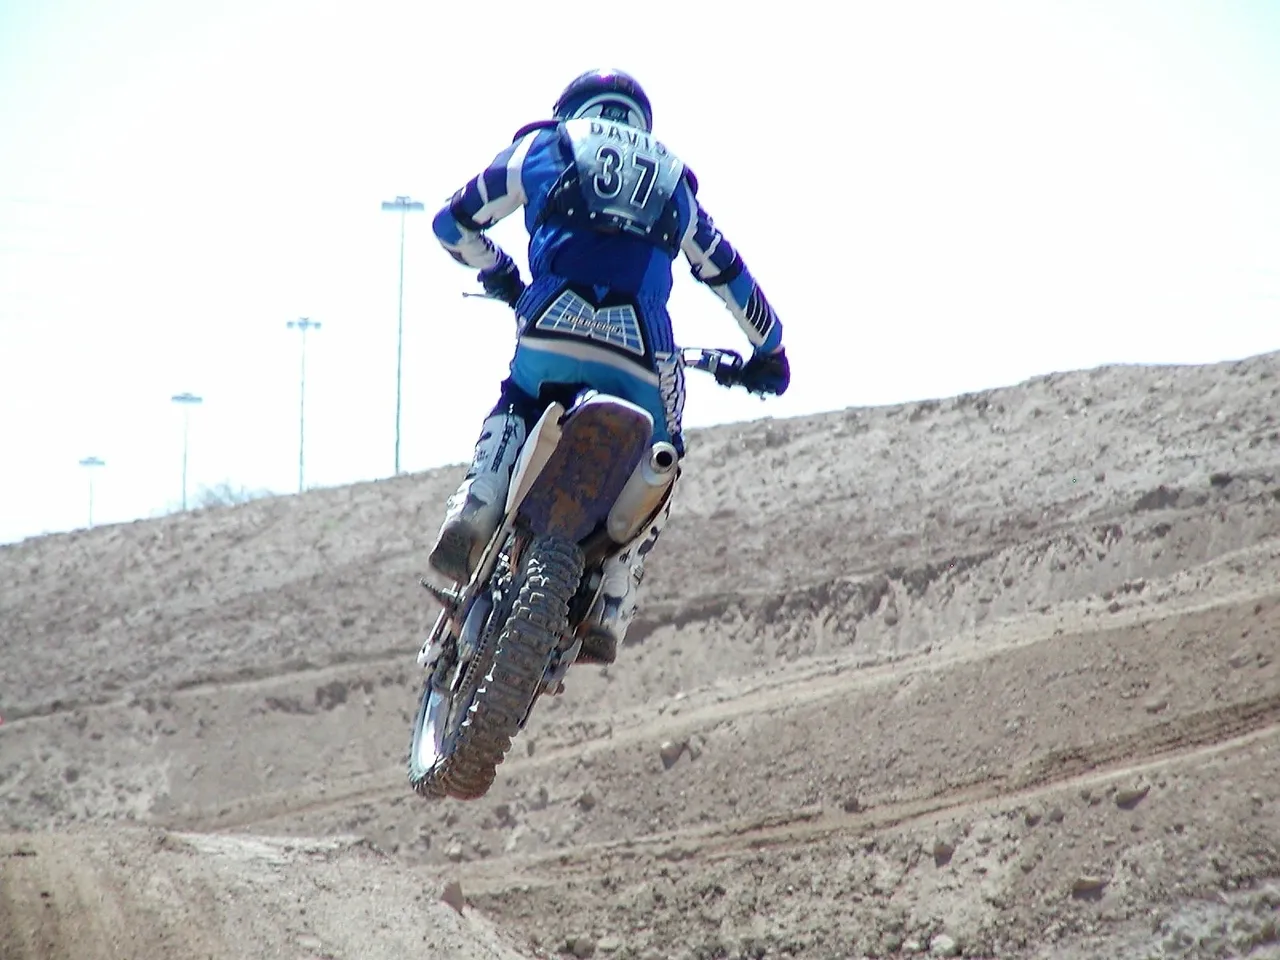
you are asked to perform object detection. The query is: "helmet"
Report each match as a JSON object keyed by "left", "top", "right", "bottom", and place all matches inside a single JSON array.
[{"left": 552, "top": 68, "right": 653, "bottom": 133}]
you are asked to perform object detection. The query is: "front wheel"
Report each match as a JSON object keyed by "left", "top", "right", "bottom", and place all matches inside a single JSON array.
[{"left": 408, "top": 534, "right": 584, "bottom": 800}]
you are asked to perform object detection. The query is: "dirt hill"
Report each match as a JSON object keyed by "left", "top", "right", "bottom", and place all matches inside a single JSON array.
[{"left": 3, "top": 350, "right": 1280, "bottom": 959}]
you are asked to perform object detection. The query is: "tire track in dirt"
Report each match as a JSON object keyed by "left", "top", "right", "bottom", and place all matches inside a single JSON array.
[
  {"left": 29, "top": 563, "right": 1259, "bottom": 837},
  {"left": 463, "top": 691, "right": 1280, "bottom": 891},
  {"left": 1010, "top": 688, "right": 1280, "bottom": 790},
  {"left": 169, "top": 612, "right": 1056, "bottom": 832},
  {"left": 174, "top": 609, "right": 1280, "bottom": 840},
  {"left": 169, "top": 574, "right": 1280, "bottom": 834},
  {"left": 167, "top": 650, "right": 882, "bottom": 832},
  {"left": 0, "top": 648, "right": 413, "bottom": 726}
]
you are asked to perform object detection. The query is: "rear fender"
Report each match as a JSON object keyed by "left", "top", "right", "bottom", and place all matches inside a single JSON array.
[{"left": 517, "top": 394, "right": 653, "bottom": 543}]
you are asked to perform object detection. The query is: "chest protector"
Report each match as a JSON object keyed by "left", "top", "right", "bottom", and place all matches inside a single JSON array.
[{"left": 534, "top": 118, "right": 687, "bottom": 256}]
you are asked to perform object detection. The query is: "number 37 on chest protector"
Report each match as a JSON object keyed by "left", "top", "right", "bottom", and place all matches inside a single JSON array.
[{"left": 564, "top": 118, "right": 686, "bottom": 231}]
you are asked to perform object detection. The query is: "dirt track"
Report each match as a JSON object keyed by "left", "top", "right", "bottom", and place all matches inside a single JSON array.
[{"left": 4, "top": 351, "right": 1280, "bottom": 959}]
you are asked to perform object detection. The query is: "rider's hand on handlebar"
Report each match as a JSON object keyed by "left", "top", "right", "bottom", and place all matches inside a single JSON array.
[
  {"left": 478, "top": 254, "right": 525, "bottom": 309},
  {"left": 740, "top": 347, "right": 790, "bottom": 396},
  {"left": 713, "top": 359, "right": 742, "bottom": 388}
]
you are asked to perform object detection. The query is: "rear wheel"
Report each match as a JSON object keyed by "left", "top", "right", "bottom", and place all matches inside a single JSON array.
[{"left": 408, "top": 534, "right": 584, "bottom": 800}]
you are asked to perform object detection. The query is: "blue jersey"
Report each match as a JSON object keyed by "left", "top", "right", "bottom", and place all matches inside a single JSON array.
[{"left": 432, "top": 120, "right": 784, "bottom": 366}]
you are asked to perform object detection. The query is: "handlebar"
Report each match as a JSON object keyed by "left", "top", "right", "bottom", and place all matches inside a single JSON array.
[{"left": 680, "top": 346, "right": 748, "bottom": 389}]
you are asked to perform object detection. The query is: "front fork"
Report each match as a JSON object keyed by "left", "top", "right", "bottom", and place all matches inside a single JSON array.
[{"left": 417, "top": 535, "right": 524, "bottom": 691}]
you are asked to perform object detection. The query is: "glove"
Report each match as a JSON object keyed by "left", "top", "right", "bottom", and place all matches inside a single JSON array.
[
  {"left": 477, "top": 254, "right": 525, "bottom": 308},
  {"left": 739, "top": 347, "right": 790, "bottom": 396}
]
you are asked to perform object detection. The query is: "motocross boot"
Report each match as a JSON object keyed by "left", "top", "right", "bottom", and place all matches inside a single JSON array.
[
  {"left": 428, "top": 412, "right": 526, "bottom": 583},
  {"left": 577, "top": 494, "right": 672, "bottom": 665}
]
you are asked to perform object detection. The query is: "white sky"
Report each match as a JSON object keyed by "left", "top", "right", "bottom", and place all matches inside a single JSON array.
[{"left": 2, "top": 0, "right": 1278, "bottom": 544}]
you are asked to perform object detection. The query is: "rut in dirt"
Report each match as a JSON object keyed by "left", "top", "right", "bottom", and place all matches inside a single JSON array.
[{"left": 462, "top": 690, "right": 1280, "bottom": 879}]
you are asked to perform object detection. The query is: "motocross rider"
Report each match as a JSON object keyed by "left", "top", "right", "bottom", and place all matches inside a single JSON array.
[{"left": 428, "top": 68, "right": 789, "bottom": 666}]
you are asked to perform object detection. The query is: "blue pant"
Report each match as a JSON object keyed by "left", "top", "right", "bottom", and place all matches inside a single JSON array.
[{"left": 492, "top": 337, "right": 685, "bottom": 456}]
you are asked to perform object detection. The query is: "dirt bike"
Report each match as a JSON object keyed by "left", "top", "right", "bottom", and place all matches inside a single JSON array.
[{"left": 407, "top": 344, "right": 751, "bottom": 800}]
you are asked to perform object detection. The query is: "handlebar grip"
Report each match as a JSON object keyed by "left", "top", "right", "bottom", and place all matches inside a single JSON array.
[
  {"left": 713, "top": 363, "right": 741, "bottom": 388},
  {"left": 682, "top": 349, "right": 745, "bottom": 388}
]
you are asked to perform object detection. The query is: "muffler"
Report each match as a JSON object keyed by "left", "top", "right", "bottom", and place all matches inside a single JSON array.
[{"left": 606, "top": 441, "right": 678, "bottom": 543}]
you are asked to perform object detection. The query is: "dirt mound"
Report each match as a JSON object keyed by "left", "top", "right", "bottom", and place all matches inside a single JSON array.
[
  {"left": 0, "top": 829, "right": 531, "bottom": 960},
  {"left": 3, "top": 349, "right": 1280, "bottom": 958}
]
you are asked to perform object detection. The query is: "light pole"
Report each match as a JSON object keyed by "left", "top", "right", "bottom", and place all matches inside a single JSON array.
[
  {"left": 78, "top": 456, "right": 105, "bottom": 527},
  {"left": 286, "top": 317, "right": 321, "bottom": 493},
  {"left": 380, "top": 194, "right": 424, "bottom": 475},
  {"left": 170, "top": 392, "right": 203, "bottom": 510}
]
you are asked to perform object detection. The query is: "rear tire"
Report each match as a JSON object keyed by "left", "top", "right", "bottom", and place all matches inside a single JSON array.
[{"left": 409, "top": 534, "right": 583, "bottom": 800}]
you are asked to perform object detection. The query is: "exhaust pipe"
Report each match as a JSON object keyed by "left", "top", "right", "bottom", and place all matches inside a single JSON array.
[{"left": 607, "top": 441, "right": 679, "bottom": 544}]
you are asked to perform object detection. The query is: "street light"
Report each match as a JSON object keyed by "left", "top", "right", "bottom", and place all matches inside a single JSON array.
[
  {"left": 286, "top": 317, "right": 321, "bottom": 493},
  {"left": 170, "top": 392, "right": 203, "bottom": 511},
  {"left": 380, "top": 194, "right": 425, "bottom": 475},
  {"left": 78, "top": 456, "right": 105, "bottom": 527}
]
